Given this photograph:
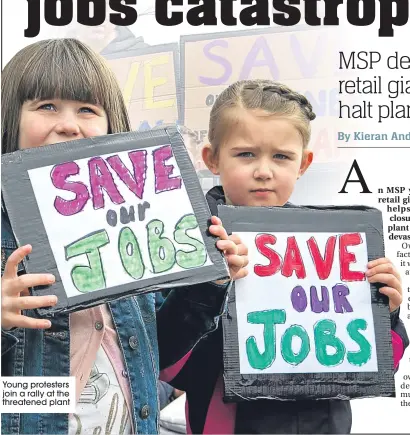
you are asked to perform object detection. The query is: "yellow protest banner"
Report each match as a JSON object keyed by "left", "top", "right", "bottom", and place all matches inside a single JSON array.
[{"left": 106, "top": 44, "right": 180, "bottom": 131}]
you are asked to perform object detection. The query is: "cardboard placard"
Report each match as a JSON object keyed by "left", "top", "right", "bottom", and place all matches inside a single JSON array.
[
  {"left": 219, "top": 205, "right": 395, "bottom": 401},
  {"left": 1, "top": 126, "right": 229, "bottom": 314},
  {"left": 105, "top": 44, "right": 181, "bottom": 132}
]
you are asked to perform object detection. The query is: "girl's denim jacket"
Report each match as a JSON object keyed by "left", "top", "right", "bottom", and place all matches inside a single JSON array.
[{"left": 1, "top": 210, "right": 230, "bottom": 434}]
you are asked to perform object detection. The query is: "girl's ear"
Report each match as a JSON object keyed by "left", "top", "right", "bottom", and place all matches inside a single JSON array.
[
  {"left": 298, "top": 149, "right": 313, "bottom": 178},
  {"left": 202, "top": 144, "right": 220, "bottom": 175}
]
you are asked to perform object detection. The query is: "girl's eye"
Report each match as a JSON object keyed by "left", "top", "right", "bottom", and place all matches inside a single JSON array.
[
  {"left": 274, "top": 153, "right": 289, "bottom": 160},
  {"left": 79, "top": 107, "right": 96, "bottom": 114},
  {"left": 38, "top": 103, "right": 56, "bottom": 111},
  {"left": 237, "top": 152, "right": 254, "bottom": 158}
]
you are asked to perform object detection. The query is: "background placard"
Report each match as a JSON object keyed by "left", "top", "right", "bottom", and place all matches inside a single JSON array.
[
  {"left": 105, "top": 44, "right": 181, "bottom": 132},
  {"left": 180, "top": 27, "right": 341, "bottom": 164}
]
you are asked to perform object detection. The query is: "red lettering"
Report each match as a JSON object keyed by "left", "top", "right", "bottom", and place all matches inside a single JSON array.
[
  {"left": 282, "top": 236, "right": 306, "bottom": 279},
  {"left": 307, "top": 236, "right": 336, "bottom": 280},
  {"left": 339, "top": 233, "right": 365, "bottom": 281},
  {"left": 254, "top": 234, "right": 281, "bottom": 277}
]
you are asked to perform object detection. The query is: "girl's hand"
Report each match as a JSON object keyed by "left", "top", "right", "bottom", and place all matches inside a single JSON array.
[
  {"left": 1, "top": 245, "right": 58, "bottom": 330},
  {"left": 209, "top": 216, "right": 248, "bottom": 281},
  {"left": 366, "top": 257, "right": 402, "bottom": 312}
]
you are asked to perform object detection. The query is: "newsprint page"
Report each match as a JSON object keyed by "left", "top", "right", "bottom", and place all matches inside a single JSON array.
[{"left": 1, "top": 1, "right": 409, "bottom": 434}]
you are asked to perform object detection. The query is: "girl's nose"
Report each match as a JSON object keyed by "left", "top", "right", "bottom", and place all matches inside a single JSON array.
[
  {"left": 53, "top": 116, "right": 81, "bottom": 137},
  {"left": 254, "top": 162, "right": 273, "bottom": 180}
]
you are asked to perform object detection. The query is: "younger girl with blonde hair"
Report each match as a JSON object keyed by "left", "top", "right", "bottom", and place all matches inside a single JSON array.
[{"left": 165, "top": 79, "right": 408, "bottom": 434}]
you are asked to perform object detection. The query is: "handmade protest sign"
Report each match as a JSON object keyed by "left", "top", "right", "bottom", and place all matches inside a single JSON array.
[
  {"left": 219, "top": 205, "right": 394, "bottom": 401},
  {"left": 1, "top": 126, "right": 228, "bottom": 314},
  {"left": 105, "top": 44, "right": 181, "bottom": 132}
]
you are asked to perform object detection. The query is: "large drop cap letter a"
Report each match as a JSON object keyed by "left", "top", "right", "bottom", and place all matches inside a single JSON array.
[{"left": 339, "top": 160, "right": 372, "bottom": 193}]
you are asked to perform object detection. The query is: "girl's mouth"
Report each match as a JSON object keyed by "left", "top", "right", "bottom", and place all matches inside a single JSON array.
[{"left": 250, "top": 189, "right": 274, "bottom": 197}]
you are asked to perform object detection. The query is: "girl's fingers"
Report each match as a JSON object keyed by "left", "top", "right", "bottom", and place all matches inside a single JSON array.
[
  {"left": 21, "top": 288, "right": 30, "bottom": 297},
  {"left": 7, "top": 273, "right": 56, "bottom": 295},
  {"left": 209, "top": 224, "right": 229, "bottom": 240},
  {"left": 217, "top": 240, "right": 238, "bottom": 255},
  {"left": 228, "top": 234, "right": 241, "bottom": 245},
  {"left": 1, "top": 245, "right": 57, "bottom": 331},
  {"left": 211, "top": 216, "right": 222, "bottom": 226},
  {"left": 236, "top": 243, "right": 248, "bottom": 256},
  {"left": 379, "top": 287, "right": 403, "bottom": 311},
  {"left": 228, "top": 235, "right": 248, "bottom": 253},
  {"left": 3, "top": 314, "right": 52, "bottom": 330},
  {"left": 367, "top": 273, "right": 401, "bottom": 292},
  {"left": 233, "top": 268, "right": 249, "bottom": 280},
  {"left": 2, "top": 245, "right": 32, "bottom": 279},
  {"left": 367, "top": 257, "right": 391, "bottom": 268},
  {"left": 7, "top": 295, "right": 58, "bottom": 311},
  {"left": 366, "top": 263, "right": 400, "bottom": 281},
  {"left": 226, "top": 254, "right": 245, "bottom": 269},
  {"left": 232, "top": 255, "right": 249, "bottom": 268}
]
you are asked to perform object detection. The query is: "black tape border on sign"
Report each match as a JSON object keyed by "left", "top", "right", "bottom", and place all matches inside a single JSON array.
[
  {"left": 1, "top": 126, "right": 228, "bottom": 315},
  {"left": 218, "top": 204, "right": 394, "bottom": 401}
]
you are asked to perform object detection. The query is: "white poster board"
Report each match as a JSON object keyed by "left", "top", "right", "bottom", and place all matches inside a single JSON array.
[
  {"left": 28, "top": 144, "right": 212, "bottom": 299},
  {"left": 235, "top": 232, "right": 377, "bottom": 374}
]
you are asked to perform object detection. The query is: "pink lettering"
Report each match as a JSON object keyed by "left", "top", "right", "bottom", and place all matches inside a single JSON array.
[
  {"left": 51, "top": 162, "right": 90, "bottom": 216},
  {"left": 106, "top": 150, "right": 147, "bottom": 200},
  {"left": 153, "top": 145, "right": 182, "bottom": 194},
  {"left": 88, "top": 157, "right": 125, "bottom": 210}
]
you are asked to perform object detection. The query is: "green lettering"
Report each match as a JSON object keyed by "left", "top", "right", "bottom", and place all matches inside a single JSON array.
[
  {"left": 347, "top": 319, "right": 372, "bottom": 366},
  {"left": 281, "top": 325, "right": 310, "bottom": 365},
  {"left": 246, "top": 309, "right": 286, "bottom": 370},
  {"left": 65, "top": 230, "right": 109, "bottom": 293},
  {"left": 118, "top": 227, "right": 145, "bottom": 280},
  {"left": 314, "top": 319, "right": 345, "bottom": 366},
  {"left": 174, "top": 214, "right": 207, "bottom": 269},
  {"left": 147, "top": 219, "right": 176, "bottom": 273}
]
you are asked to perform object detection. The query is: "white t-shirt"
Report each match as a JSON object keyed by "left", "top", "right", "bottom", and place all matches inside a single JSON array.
[{"left": 69, "top": 346, "right": 132, "bottom": 435}]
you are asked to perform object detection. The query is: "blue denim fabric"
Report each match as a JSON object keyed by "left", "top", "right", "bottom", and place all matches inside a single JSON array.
[{"left": 1, "top": 209, "right": 229, "bottom": 434}]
